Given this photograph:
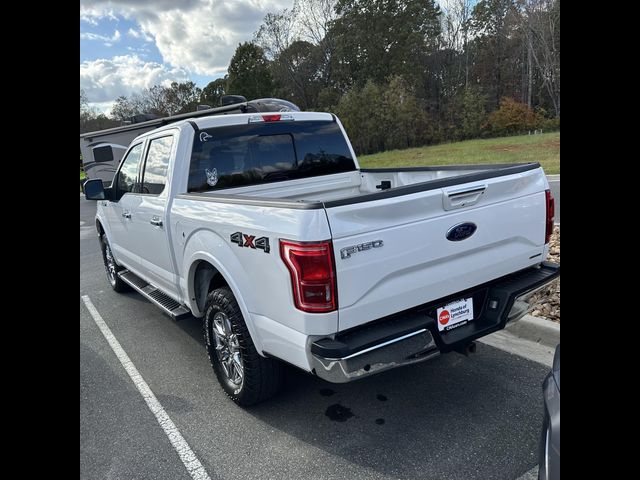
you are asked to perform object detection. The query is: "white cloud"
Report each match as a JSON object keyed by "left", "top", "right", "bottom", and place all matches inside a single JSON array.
[
  {"left": 79, "top": 0, "right": 293, "bottom": 75},
  {"left": 127, "top": 27, "right": 153, "bottom": 42},
  {"left": 80, "top": 54, "right": 190, "bottom": 105},
  {"left": 90, "top": 101, "right": 118, "bottom": 116},
  {"left": 80, "top": 29, "right": 121, "bottom": 45}
]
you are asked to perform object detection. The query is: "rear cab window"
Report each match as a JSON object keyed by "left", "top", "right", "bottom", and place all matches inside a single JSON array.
[{"left": 187, "top": 120, "right": 356, "bottom": 192}]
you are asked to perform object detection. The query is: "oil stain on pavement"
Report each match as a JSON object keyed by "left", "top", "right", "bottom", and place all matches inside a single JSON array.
[{"left": 325, "top": 404, "right": 354, "bottom": 422}]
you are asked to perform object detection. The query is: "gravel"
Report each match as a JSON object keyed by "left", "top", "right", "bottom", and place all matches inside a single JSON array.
[{"left": 529, "top": 225, "right": 560, "bottom": 323}]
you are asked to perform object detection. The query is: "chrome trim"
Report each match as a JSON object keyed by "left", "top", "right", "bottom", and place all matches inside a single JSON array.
[
  {"left": 337, "top": 329, "right": 426, "bottom": 360},
  {"left": 507, "top": 277, "right": 559, "bottom": 324},
  {"left": 311, "top": 329, "right": 440, "bottom": 383}
]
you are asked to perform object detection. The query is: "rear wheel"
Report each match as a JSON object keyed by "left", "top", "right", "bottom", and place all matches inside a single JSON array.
[
  {"left": 100, "top": 235, "right": 129, "bottom": 293},
  {"left": 203, "top": 287, "right": 284, "bottom": 406}
]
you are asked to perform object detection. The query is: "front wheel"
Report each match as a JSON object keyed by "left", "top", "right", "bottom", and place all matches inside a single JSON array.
[
  {"left": 204, "top": 287, "right": 284, "bottom": 406},
  {"left": 100, "top": 235, "right": 129, "bottom": 293}
]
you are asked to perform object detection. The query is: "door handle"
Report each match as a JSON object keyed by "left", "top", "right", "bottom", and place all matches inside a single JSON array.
[
  {"left": 442, "top": 184, "right": 487, "bottom": 210},
  {"left": 150, "top": 217, "right": 163, "bottom": 227},
  {"left": 122, "top": 212, "right": 131, "bottom": 219}
]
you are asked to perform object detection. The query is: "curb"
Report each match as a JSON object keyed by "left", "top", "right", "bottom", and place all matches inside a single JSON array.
[
  {"left": 505, "top": 314, "right": 559, "bottom": 348},
  {"left": 546, "top": 174, "right": 560, "bottom": 181}
]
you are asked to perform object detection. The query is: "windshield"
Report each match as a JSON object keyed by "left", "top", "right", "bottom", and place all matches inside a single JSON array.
[{"left": 187, "top": 120, "right": 356, "bottom": 192}]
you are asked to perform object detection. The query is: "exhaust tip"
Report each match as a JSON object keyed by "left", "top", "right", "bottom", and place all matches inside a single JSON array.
[{"left": 455, "top": 341, "right": 477, "bottom": 356}]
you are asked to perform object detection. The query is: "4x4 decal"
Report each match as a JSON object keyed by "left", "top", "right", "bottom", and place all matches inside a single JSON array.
[{"left": 230, "top": 232, "right": 270, "bottom": 253}]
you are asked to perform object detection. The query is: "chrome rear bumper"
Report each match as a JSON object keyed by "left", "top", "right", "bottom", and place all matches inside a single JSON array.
[
  {"left": 310, "top": 261, "right": 560, "bottom": 383},
  {"left": 311, "top": 329, "right": 440, "bottom": 383}
]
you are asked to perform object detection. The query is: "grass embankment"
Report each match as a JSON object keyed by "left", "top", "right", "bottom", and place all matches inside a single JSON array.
[{"left": 358, "top": 132, "right": 560, "bottom": 174}]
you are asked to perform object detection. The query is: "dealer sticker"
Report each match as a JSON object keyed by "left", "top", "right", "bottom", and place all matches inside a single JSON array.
[{"left": 437, "top": 297, "right": 474, "bottom": 332}]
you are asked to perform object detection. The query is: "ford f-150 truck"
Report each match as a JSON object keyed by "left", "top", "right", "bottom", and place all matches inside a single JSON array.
[{"left": 83, "top": 110, "right": 560, "bottom": 406}]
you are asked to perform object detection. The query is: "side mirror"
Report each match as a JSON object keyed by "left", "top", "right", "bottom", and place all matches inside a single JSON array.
[{"left": 84, "top": 179, "right": 106, "bottom": 200}]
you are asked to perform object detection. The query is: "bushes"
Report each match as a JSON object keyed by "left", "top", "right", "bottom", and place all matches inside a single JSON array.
[
  {"left": 538, "top": 116, "right": 560, "bottom": 132},
  {"left": 486, "top": 97, "right": 542, "bottom": 136},
  {"left": 333, "top": 87, "right": 558, "bottom": 156},
  {"left": 333, "top": 76, "right": 435, "bottom": 155}
]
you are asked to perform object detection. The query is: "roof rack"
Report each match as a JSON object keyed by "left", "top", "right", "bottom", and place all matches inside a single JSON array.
[{"left": 80, "top": 97, "right": 300, "bottom": 140}]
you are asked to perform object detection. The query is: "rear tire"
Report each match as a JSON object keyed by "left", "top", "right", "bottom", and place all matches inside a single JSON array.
[
  {"left": 100, "top": 235, "right": 129, "bottom": 293},
  {"left": 203, "top": 287, "right": 284, "bottom": 406}
]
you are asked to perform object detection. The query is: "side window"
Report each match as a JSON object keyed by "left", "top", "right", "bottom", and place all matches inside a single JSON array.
[
  {"left": 115, "top": 143, "right": 144, "bottom": 198},
  {"left": 141, "top": 136, "right": 174, "bottom": 195}
]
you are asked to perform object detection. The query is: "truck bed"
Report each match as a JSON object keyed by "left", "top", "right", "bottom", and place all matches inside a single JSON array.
[
  {"left": 184, "top": 163, "right": 540, "bottom": 206},
  {"left": 178, "top": 162, "right": 549, "bottom": 332}
]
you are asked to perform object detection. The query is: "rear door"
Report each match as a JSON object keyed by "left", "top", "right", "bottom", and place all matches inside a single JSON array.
[
  {"left": 327, "top": 168, "right": 549, "bottom": 331},
  {"left": 128, "top": 132, "right": 179, "bottom": 297}
]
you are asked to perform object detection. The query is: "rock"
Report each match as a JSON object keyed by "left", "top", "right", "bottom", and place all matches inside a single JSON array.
[{"left": 529, "top": 227, "right": 560, "bottom": 322}]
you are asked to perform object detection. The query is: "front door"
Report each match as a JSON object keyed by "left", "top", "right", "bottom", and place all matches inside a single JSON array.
[{"left": 104, "top": 141, "right": 145, "bottom": 271}]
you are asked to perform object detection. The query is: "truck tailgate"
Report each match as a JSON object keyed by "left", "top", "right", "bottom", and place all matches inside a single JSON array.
[{"left": 327, "top": 167, "right": 549, "bottom": 331}]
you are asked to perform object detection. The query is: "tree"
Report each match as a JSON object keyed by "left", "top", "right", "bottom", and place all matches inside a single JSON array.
[
  {"left": 381, "top": 76, "right": 432, "bottom": 150},
  {"left": 227, "top": 42, "right": 274, "bottom": 100},
  {"left": 333, "top": 80, "right": 385, "bottom": 154},
  {"left": 333, "top": 77, "right": 437, "bottom": 155},
  {"left": 201, "top": 77, "right": 228, "bottom": 106},
  {"left": 108, "top": 81, "right": 204, "bottom": 121},
  {"left": 295, "top": 0, "right": 337, "bottom": 89},
  {"left": 523, "top": 0, "right": 560, "bottom": 116},
  {"left": 255, "top": 1, "right": 338, "bottom": 108},
  {"left": 110, "top": 95, "right": 138, "bottom": 122},
  {"left": 80, "top": 89, "right": 93, "bottom": 132},
  {"left": 329, "top": 0, "right": 442, "bottom": 92},
  {"left": 457, "top": 86, "right": 489, "bottom": 139},
  {"left": 271, "top": 40, "right": 323, "bottom": 109},
  {"left": 468, "top": 0, "right": 523, "bottom": 110},
  {"left": 80, "top": 88, "right": 119, "bottom": 133},
  {"left": 164, "top": 81, "right": 202, "bottom": 115}
]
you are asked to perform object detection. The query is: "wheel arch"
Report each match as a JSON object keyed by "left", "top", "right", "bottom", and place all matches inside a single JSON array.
[{"left": 184, "top": 251, "right": 264, "bottom": 355}]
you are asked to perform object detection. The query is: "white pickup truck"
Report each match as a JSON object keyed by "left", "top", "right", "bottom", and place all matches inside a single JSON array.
[{"left": 84, "top": 111, "right": 560, "bottom": 406}]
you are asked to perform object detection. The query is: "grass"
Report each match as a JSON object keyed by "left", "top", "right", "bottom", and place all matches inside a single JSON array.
[
  {"left": 80, "top": 170, "right": 86, "bottom": 180},
  {"left": 358, "top": 131, "right": 560, "bottom": 174}
]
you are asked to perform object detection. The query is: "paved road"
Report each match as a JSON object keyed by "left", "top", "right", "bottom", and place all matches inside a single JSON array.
[
  {"left": 81, "top": 197, "right": 549, "bottom": 480},
  {"left": 547, "top": 176, "right": 560, "bottom": 224}
]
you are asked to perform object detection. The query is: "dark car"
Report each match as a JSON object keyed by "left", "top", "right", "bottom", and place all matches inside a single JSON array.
[{"left": 539, "top": 344, "right": 560, "bottom": 480}]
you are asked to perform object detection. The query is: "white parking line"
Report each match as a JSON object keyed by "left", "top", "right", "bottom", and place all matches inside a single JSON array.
[{"left": 81, "top": 295, "right": 212, "bottom": 480}]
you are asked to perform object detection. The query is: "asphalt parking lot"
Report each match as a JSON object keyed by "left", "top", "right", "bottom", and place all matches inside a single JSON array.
[{"left": 80, "top": 196, "right": 549, "bottom": 480}]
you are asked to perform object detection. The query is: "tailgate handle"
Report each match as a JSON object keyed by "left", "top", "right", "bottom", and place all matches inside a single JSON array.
[{"left": 443, "top": 185, "right": 487, "bottom": 210}]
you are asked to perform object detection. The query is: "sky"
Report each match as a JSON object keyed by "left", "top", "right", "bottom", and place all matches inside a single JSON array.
[{"left": 80, "top": 0, "right": 293, "bottom": 114}]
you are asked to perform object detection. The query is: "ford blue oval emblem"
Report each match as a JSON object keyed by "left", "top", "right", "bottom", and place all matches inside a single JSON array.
[{"left": 446, "top": 222, "right": 477, "bottom": 241}]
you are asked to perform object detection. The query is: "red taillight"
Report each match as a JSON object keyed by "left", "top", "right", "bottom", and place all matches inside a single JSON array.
[
  {"left": 280, "top": 239, "right": 337, "bottom": 313},
  {"left": 545, "top": 189, "right": 555, "bottom": 244},
  {"left": 262, "top": 114, "right": 281, "bottom": 122}
]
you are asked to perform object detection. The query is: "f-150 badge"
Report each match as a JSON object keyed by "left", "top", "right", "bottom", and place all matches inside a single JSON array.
[{"left": 340, "top": 240, "right": 383, "bottom": 259}]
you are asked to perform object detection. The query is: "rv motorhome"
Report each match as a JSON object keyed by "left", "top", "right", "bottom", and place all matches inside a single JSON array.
[{"left": 80, "top": 97, "right": 300, "bottom": 185}]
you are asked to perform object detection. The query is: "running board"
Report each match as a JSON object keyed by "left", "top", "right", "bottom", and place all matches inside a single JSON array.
[{"left": 118, "top": 270, "right": 191, "bottom": 320}]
